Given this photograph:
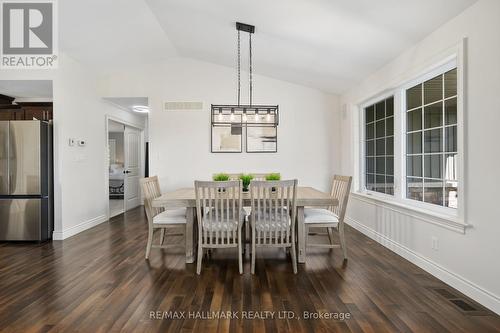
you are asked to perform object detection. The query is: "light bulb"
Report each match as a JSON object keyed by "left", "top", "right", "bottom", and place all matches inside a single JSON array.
[
  {"left": 217, "top": 112, "right": 223, "bottom": 121},
  {"left": 230, "top": 112, "right": 235, "bottom": 121},
  {"left": 242, "top": 113, "right": 247, "bottom": 122}
]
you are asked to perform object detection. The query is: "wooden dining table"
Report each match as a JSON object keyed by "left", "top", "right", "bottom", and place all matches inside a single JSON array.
[{"left": 152, "top": 186, "right": 338, "bottom": 264}]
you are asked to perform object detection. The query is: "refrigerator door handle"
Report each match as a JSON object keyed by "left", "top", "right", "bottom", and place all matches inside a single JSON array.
[{"left": 0, "top": 121, "right": 9, "bottom": 195}]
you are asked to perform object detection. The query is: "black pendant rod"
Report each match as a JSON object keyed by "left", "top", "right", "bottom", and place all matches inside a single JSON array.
[
  {"left": 236, "top": 22, "right": 255, "bottom": 107},
  {"left": 249, "top": 32, "right": 253, "bottom": 106},
  {"left": 237, "top": 29, "right": 241, "bottom": 106}
]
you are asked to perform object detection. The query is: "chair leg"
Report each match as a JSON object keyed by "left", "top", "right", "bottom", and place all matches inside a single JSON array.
[
  {"left": 145, "top": 227, "right": 154, "bottom": 259},
  {"left": 304, "top": 225, "right": 309, "bottom": 257},
  {"left": 327, "top": 227, "right": 334, "bottom": 250},
  {"left": 196, "top": 242, "right": 203, "bottom": 275},
  {"left": 251, "top": 230, "right": 256, "bottom": 274},
  {"left": 290, "top": 241, "right": 298, "bottom": 274},
  {"left": 238, "top": 229, "right": 243, "bottom": 274},
  {"left": 339, "top": 224, "right": 347, "bottom": 260},
  {"left": 160, "top": 228, "right": 165, "bottom": 245}
]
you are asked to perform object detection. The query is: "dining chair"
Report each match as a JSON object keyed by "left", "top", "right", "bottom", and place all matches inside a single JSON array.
[
  {"left": 249, "top": 179, "right": 298, "bottom": 274},
  {"left": 195, "top": 180, "right": 245, "bottom": 274},
  {"left": 218, "top": 173, "right": 279, "bottom": 243},
  {"left": 140, "top": 176, "right": 187, "bottom": 259},
  {"left": 303, "top": 175, "right": 352, "bottom": 260}
]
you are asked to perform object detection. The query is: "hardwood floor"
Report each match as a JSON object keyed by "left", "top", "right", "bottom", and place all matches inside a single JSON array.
[{"left": 0, "top": 207, "right": 498, "bottom": 333}]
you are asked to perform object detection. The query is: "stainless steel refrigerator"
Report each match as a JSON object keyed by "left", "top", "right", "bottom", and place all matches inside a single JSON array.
[{"left": 0, "top": 120, "right": 53, "bottom": 241}]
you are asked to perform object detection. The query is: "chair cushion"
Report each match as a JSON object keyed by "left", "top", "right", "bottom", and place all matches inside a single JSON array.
[
  {"left": 202, "top": 208, "right": 245, "bottom": 232},
  {"left": 304, "top": 208, "right": 339, "bottom": 225},
  {"left": 153, "top": 208, "right": 187, "bottom": 224},
  {"left": 202, "top": 220, "right": 239, "bottom": 232},
  {"left": 251, "top": 210, "right": 291, "bottom": 232},
  {"left": 254, "top": 220, "right": 291, "bottom": 232}
]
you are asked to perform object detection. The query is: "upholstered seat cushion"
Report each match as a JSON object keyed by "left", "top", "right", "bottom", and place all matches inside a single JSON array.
[
  {"left": 254, "top": 220, "right": 291, "bottom": 232},
  {"left": 153, "top": 208, "right": 187, "bottom": 224},
  {"left": 202, "top": 220, "right": 240, "bottom": 232},
  {"left": 304, "top": 208, "right": 339, "bottom": 225},
  {"left": 250, "top": 209, "right": 291, "bottom": 232},
  {"left": 202, "top": 208, "right": 245, "bottom": 232}
]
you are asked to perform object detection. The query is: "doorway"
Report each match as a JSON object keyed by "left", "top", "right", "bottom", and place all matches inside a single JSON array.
[
  {"left": 108, "top": 120, "right": 125, "bottom": 217},
  {"left": 107, "top": 118, "right": 144, "bottom": 218}
]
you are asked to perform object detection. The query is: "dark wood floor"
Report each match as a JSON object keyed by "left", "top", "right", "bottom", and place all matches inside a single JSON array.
[{"left": 0, "top": 207, "right": 499, "bottom": 333}]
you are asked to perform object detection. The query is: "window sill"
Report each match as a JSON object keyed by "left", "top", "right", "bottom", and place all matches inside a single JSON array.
[{"left": 350, "top": 191, "right": 469, "bottom": 234}]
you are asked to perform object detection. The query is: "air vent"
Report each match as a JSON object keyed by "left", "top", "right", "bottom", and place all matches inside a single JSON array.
[
  {"left": 431, "top": 287, "right": 491, "bottom": 316},
  {"left": 450, "top": 299, "right": 478, "bottom": 312},
  {"left": 163, "top": 101, "right": 203, "bottom": 111}
]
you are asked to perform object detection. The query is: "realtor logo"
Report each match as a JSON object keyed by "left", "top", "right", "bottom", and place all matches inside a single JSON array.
[{"left": 1, "top": 0, "right": 58, "bottom": 68}]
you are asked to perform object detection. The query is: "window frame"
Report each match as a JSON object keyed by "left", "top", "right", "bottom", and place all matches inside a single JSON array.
[
  {"left": 360, "top": 91, "right": 398, "bottom": 201},
  {"left": 357, "top": 51, "right": 465, "bottom": 221}
]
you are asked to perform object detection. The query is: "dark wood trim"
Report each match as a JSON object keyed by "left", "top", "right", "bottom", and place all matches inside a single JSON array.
[
  {"left": 15, "top": 102, "right": 53, "bottom": 107},
  {"left": 0, "top": 93, "right": 15, "bottom": 104},
  {"left": 0, "top": 104, "right": 21, "bottom": 109}
]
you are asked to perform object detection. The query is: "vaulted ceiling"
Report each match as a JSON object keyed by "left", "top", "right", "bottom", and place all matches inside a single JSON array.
[{"left": 60, "top": 0, "right": 477, "bottom": 94}]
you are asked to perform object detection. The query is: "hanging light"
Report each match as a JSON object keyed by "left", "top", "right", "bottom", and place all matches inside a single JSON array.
[{"left": 211, "top": 22, "right": 279, "bottom": 128}]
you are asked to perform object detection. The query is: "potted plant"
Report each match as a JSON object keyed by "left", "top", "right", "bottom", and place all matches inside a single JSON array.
[
  {"left": 213, "top": 173, "right": 230, "bottom": 192},
  {"left": 265, "top": 173, "right": 281, "bottom": 192},
  {"left": 239, "top": 174, "right": 253, "bottom": 192}
]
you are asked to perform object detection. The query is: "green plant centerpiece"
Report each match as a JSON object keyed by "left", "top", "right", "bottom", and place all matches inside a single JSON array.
[
  {"left": 213, "top": 173, "right": 230, "bottom": 181},
  {"left": 239, "top": 174, "right": 254, "bottom": 192},
  {"left": 213, "top": 173, "right": 230, "bottom": 192},
  {"left": 265, "top": 173, "right": 281, "bottom": 192}
]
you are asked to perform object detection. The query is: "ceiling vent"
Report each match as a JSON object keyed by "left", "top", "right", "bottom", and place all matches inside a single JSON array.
[{"left": 163, "top": 101, "right": 203, "bottom": 111}]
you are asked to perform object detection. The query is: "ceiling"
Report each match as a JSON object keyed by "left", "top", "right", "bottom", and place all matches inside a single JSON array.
[
  {"left": 60, "top": 0, "right": 477, "bottom": 94},
  {"left": 0, "top": 80, "right": 53, "bottom": 98}
]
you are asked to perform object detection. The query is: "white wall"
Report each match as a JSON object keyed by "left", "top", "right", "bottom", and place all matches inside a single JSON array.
[
  {"left": 100, "top": 57, "right": 341, "bottom": 192},
  {"left": 340, "top": 0, "right": 500, "bottom": 314},
  {"left": 0, "top": 53, "right": 146, "bottom": 239}
]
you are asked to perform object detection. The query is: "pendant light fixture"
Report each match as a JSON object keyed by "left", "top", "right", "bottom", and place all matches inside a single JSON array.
[{"left": 212, "top": 22, "right": 279, "bottom": 128}]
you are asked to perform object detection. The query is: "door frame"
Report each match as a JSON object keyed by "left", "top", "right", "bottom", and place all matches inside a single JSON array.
[{"left": 105, "top": 115, "right": 145, "bottom": 221}]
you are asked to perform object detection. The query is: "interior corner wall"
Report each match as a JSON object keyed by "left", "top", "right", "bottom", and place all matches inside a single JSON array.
[
  {"left": 99, "top": 57, "right": 341, "bottom": 193},
  {"left": 339, "top": 0, "right": 500, "bottom": 314},
  {"left": 0, "top": 52, "right": 146, "bottom": 240}
]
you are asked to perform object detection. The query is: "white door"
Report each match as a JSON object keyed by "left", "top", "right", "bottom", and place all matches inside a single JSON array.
[{"left": 124, "top": 126, "right": 141, "bottom": 210}]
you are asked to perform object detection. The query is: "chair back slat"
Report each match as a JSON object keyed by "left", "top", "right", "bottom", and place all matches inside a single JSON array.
[
  {"left": 329, "top": 175, "right": 352, "bottom": 222},
  {"left": 250, "top": 180, "right": 297, "bottom": 246},
  {"left": 195, "top": 180, "right": 242, "bottom": 246},
  {"left": 140, "top": 176, "right": 164, "bottom": 225}
]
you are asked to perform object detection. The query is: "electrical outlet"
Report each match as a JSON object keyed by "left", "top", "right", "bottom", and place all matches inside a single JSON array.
[{"left": 432, "top": 237, "right": 439, "bottom": 251}]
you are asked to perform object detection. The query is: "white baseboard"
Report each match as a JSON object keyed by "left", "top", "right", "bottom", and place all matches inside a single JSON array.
[
  {"left": 52, "top": 215, "right": 107, "bottom": 240},
  {"left": 345, "top": 216, "right": 500, "bottom": 315}
]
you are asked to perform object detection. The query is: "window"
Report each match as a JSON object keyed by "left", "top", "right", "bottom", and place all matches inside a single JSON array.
[
  {"left": 359, "top": 57, "right": 461, "bottom": 216},
  {"left": 364, "top": 96, "right": 394, "bottom": 195},
  {"left": 405, "top": 69, "right": 458, "bottom": 208}
]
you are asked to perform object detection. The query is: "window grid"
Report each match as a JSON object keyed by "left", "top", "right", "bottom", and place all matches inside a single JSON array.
[
  {"left": 365, "top": 97, "right": 394, "bottom": 195},
  {"left": 405, "top": 68, "right": 457, "bottom": 208}
]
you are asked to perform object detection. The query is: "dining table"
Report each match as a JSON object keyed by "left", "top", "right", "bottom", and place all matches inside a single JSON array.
[{"left": 152, "top": 186, "right": 338, "bottom": 264}]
